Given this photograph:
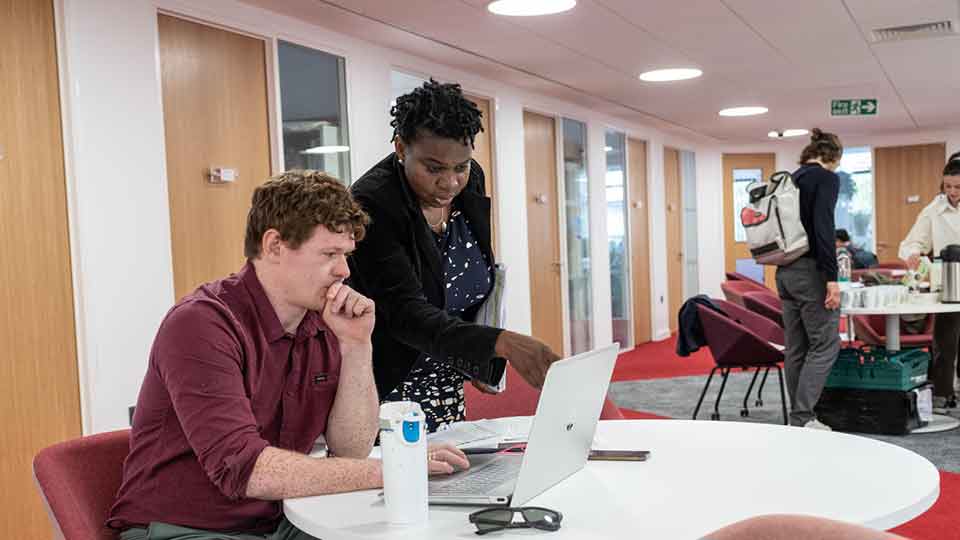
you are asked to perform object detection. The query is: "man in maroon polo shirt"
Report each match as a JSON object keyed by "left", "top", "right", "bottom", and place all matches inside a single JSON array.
[{"left": 107, "top": 171, "right": 468, "bottom": 540}]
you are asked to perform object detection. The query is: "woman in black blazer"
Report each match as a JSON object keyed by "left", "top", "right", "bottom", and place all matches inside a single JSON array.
[{"left": 349, "top": 80, "right": 559, "bottom": 431}]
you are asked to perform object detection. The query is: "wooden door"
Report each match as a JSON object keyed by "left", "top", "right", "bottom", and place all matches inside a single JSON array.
[
  {"left": 875, "top": 144, "right": 946, "bottom": 261},
  {"left": 723, "top": 153, "right": 777, "bottom": 288},
  {"left": 628, "top": 138, "right": 651, "bottom": 345},
  {"left": 523, "top": 111, "right": 564, "bottom": 355},
  {"left": 463, "top": 93, "right": 497, "bottom": 253},
  {"left": 663, "top": 147, "right": 684, "bottom": 332},
  {"left": 159, "top": 14, "right": 272, "bottom": 300},
  {"left": 0, "top": 0, "right": 82, "bottom": 538}
]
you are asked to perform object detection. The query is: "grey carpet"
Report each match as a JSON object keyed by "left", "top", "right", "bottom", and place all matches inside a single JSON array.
[{"left": 610, "top": 371, "right": 960, "bottom": 473}]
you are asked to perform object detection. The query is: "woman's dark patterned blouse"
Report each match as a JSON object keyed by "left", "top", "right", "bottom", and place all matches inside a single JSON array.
[{"left": 383, "top": 208, "right": 492, "bottom": 432}]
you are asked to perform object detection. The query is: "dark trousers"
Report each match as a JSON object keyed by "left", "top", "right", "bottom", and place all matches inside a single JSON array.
[
  {"left": 932, "top": 312, "right": 960, "bottom": 399},
  {"left": 119, "top": 519, "right": 319, "bottom": 540},
  {"left": 776, "top": 258, "right": 841, "bottom": 426}
]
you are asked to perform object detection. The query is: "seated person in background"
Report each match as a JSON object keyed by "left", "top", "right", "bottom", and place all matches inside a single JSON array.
[
  {"left": 107, "top": 171, "right": 467, "bottom": 540},
  {"left": 835, "top": 228, "right": 878, "bottom": 269},
  {"left": 350, "top": 79, "right": 560, "bottom": 432}
]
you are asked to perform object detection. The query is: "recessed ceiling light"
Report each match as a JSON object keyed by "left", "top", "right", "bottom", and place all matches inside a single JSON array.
[
  {"left": 768, "top": 129, "right": 809, "bottom": 139},
  {"left": 718, "top": 106, "right": 768, "bottom": 117},
  {"left": 487, "top": 0, "right": 576, "bottom": 16},
  {"left": 638, "top": 68, "right": 703, "bottom": 82},
  {"left": 301, "top": 145, "right": 350, "bottom": 154}
]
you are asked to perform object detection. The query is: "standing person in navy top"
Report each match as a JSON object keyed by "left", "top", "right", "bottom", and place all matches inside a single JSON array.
[
  {"left": 775, "top": 128, "right": 844, "bottom": 429},
  {"left": 350, "top": 80, "right": 561, "bottom": 432},
  {"left": 108, "top": 171, "right": 468, "bottom": 540}
]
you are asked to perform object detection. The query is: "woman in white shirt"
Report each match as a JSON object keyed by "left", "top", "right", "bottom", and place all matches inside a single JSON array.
[{"left": 899, "top": 151, "right": 960, "bottom": 411}]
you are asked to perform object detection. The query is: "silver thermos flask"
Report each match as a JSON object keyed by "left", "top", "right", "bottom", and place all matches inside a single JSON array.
[{"left": 940, "top": 245, "right": 960, "bottom": 303}]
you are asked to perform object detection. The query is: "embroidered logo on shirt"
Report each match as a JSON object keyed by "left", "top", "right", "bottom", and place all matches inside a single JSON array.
[{"left": 313, "top": 373, "right": 329, "bottom": 384}]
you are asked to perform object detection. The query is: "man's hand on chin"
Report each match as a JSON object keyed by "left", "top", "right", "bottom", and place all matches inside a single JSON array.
[{"left": 322, "top": 282, "right": 375, "bottom": 347}]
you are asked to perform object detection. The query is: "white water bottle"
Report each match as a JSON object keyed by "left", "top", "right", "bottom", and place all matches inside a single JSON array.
[
  {"left": 837, "top": 247, "right": 852, "bottom": 282},
  {"left": 379, "top": 401, "right": 428, "bottom": 525}
]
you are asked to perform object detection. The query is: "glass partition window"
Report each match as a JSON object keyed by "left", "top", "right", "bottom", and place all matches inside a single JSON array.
[
  {"left": 732, "top": 168, "right": 763, "bottom": 242},
  {"left": 836, "top": 147, "right": 874, "bottom": 251},
  {"left": 605, "top": 130, "right": 630, "bottom": 349},
  {"left": 390, "top": 70, "right": 428, "bottom": 105},
  {"left": 732, "top": 167, "right": 765, "bottom": 282},
  {"left": 277, "top": 40, "right": 350, "bottom": 182},
  {"left": 562, "top": 118, "right": 592, "bottom": 354}
]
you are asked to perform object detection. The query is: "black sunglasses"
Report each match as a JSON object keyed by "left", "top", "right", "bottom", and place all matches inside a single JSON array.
[{"left": 468, "top": 506, "right": 563, "bottom": 535}]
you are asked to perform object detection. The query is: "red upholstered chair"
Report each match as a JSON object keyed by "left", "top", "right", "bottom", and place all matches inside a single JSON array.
[
  {"left": 725, "top": 272, "right": 764, "bottom": 285},
  {"left": 742, "top": 290, "right": 784, "bottom": 328},
  {"left": 465, "top": 363, "right": 624, "bottom": 421},
  {"left": 853, "top": 314, "right": 934, "bottom": 349},
  {"left": 694, "top": 303, "right": 788, "bottom": 425},
  {"left": 713, "top": 298, "right": 783, "bottom": 346},
  {"left": 720, "top": 280, "right": 768, "bottom": 306},
  {"left": 712, "top": 298, "right": 784, "bottom": 414},
  {"left": 33, "top": 429, "right": 130, "bottom": 540}
]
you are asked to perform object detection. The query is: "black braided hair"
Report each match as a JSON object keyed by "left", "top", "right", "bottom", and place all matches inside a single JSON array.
[
  {"left": 945, "top": 151, "right": 960, "bottom": 176},
  {"left": 390, "top": 79, "right": 484, "bottom": 148}
]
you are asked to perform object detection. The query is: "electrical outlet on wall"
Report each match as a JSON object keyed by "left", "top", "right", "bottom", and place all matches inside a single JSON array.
[{"left": 128, "top": 406, "right": 136, "bottom": 426}]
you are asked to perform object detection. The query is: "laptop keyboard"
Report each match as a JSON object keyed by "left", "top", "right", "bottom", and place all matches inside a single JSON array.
[{"left": 429, "top": 456, "right": 521, "bottom": 495}]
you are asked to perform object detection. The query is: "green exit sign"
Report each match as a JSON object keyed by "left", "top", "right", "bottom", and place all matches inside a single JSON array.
[{"left": 831, "top": 99, "right": 878, "bottom": 116}]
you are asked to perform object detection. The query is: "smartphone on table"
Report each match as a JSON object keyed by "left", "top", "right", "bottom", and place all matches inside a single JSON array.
[{"left": 588, "top": 449, "right": 650, "bottom": 461}]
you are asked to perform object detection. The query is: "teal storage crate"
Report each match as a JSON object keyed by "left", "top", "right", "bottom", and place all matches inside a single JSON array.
[{"left": 825, "top": 347, "right": 929, "bottom": 391}]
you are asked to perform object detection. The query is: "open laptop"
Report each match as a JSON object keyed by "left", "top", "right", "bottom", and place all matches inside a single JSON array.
[{"left": 428, "top": 343, "right": 619, "bottom": 506}]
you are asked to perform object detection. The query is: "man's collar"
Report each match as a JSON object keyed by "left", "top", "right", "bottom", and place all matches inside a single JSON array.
[
  {"left": 240, "top": 261, "right": 325, "bottom": 342},
  {"left": 934, "top": 194, "right": 959, "bottom": 214}
]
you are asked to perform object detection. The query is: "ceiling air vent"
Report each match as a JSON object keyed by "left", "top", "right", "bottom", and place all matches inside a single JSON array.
[{"left": 871, "top": 20, "right": 956, "bottom": 42}]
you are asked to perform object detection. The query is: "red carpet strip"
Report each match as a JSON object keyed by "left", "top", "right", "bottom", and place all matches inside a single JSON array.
[
  {"left": 613, "top": 335, "right": 715, "bottom": 381},
  {"left": 618, "top": 408, "right": 670, "bottom": 420},
  {"left": 891, "top": 471, "right": 960, "bottom": 539}
]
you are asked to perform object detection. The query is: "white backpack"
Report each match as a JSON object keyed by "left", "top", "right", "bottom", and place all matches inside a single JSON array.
[{"left": 739, "top": 170, "right": 809, "bottom": 266}]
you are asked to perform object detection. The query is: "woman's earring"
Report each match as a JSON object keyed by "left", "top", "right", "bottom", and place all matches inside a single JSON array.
[{"left": 398, "top": 156, "right": 404, "bottom": 164}]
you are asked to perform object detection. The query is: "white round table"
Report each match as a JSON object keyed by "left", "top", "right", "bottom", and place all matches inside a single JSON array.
[
  {"left": 283, "top": 420, "right": 939, "bottom": 540},
  {"left": 842, "top": 302, "right": 960, "bottom": 433},
  {"left": 842, "top": 302, "right": 960, "bottom": 352}
]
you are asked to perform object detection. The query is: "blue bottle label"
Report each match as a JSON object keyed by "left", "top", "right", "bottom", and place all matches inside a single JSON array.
[{"left": 402, "top": 420, "right": 421, "bottom": 443}]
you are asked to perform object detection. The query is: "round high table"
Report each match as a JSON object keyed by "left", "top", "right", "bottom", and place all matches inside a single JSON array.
[
  {"left": 842, "top": 302, "right": 960, "bottom": 352},
  {"left": 842, "top": 303, "right": 960, "bottom": 433},
  {"left": 283, "top": 420, "right": 939, "bottom": 540}
]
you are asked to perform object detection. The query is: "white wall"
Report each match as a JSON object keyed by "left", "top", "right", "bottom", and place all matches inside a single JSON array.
[
  {"left": 711, "top": 128, "right": 960, "bottom": 284},
  {"left": 694, "top": 148, "right": 724, "bottom": 299},
  {"left": 59, "top": 0, "right": 177, "bottom": 434},
  {"left": 722, "top": 128, "right": 960, "bottom": 178},
  {"left": 588, "top": 122, "right": 613, "bottom": 347},
  {"left": 59, "top": 0, "right": 715, "bottom": 433}
]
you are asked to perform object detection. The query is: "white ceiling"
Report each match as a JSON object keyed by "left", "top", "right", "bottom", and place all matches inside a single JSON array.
[{"left": 242, "top": 0, "right": 960, "bottom": 143}]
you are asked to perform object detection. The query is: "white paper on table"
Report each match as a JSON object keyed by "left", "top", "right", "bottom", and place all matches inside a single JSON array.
[
  {"left": 430, "top": 416, "right": 605, "bottom": 449},
  {"left": 428, "top": 421, "right": 502, "bottom": 447}
]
